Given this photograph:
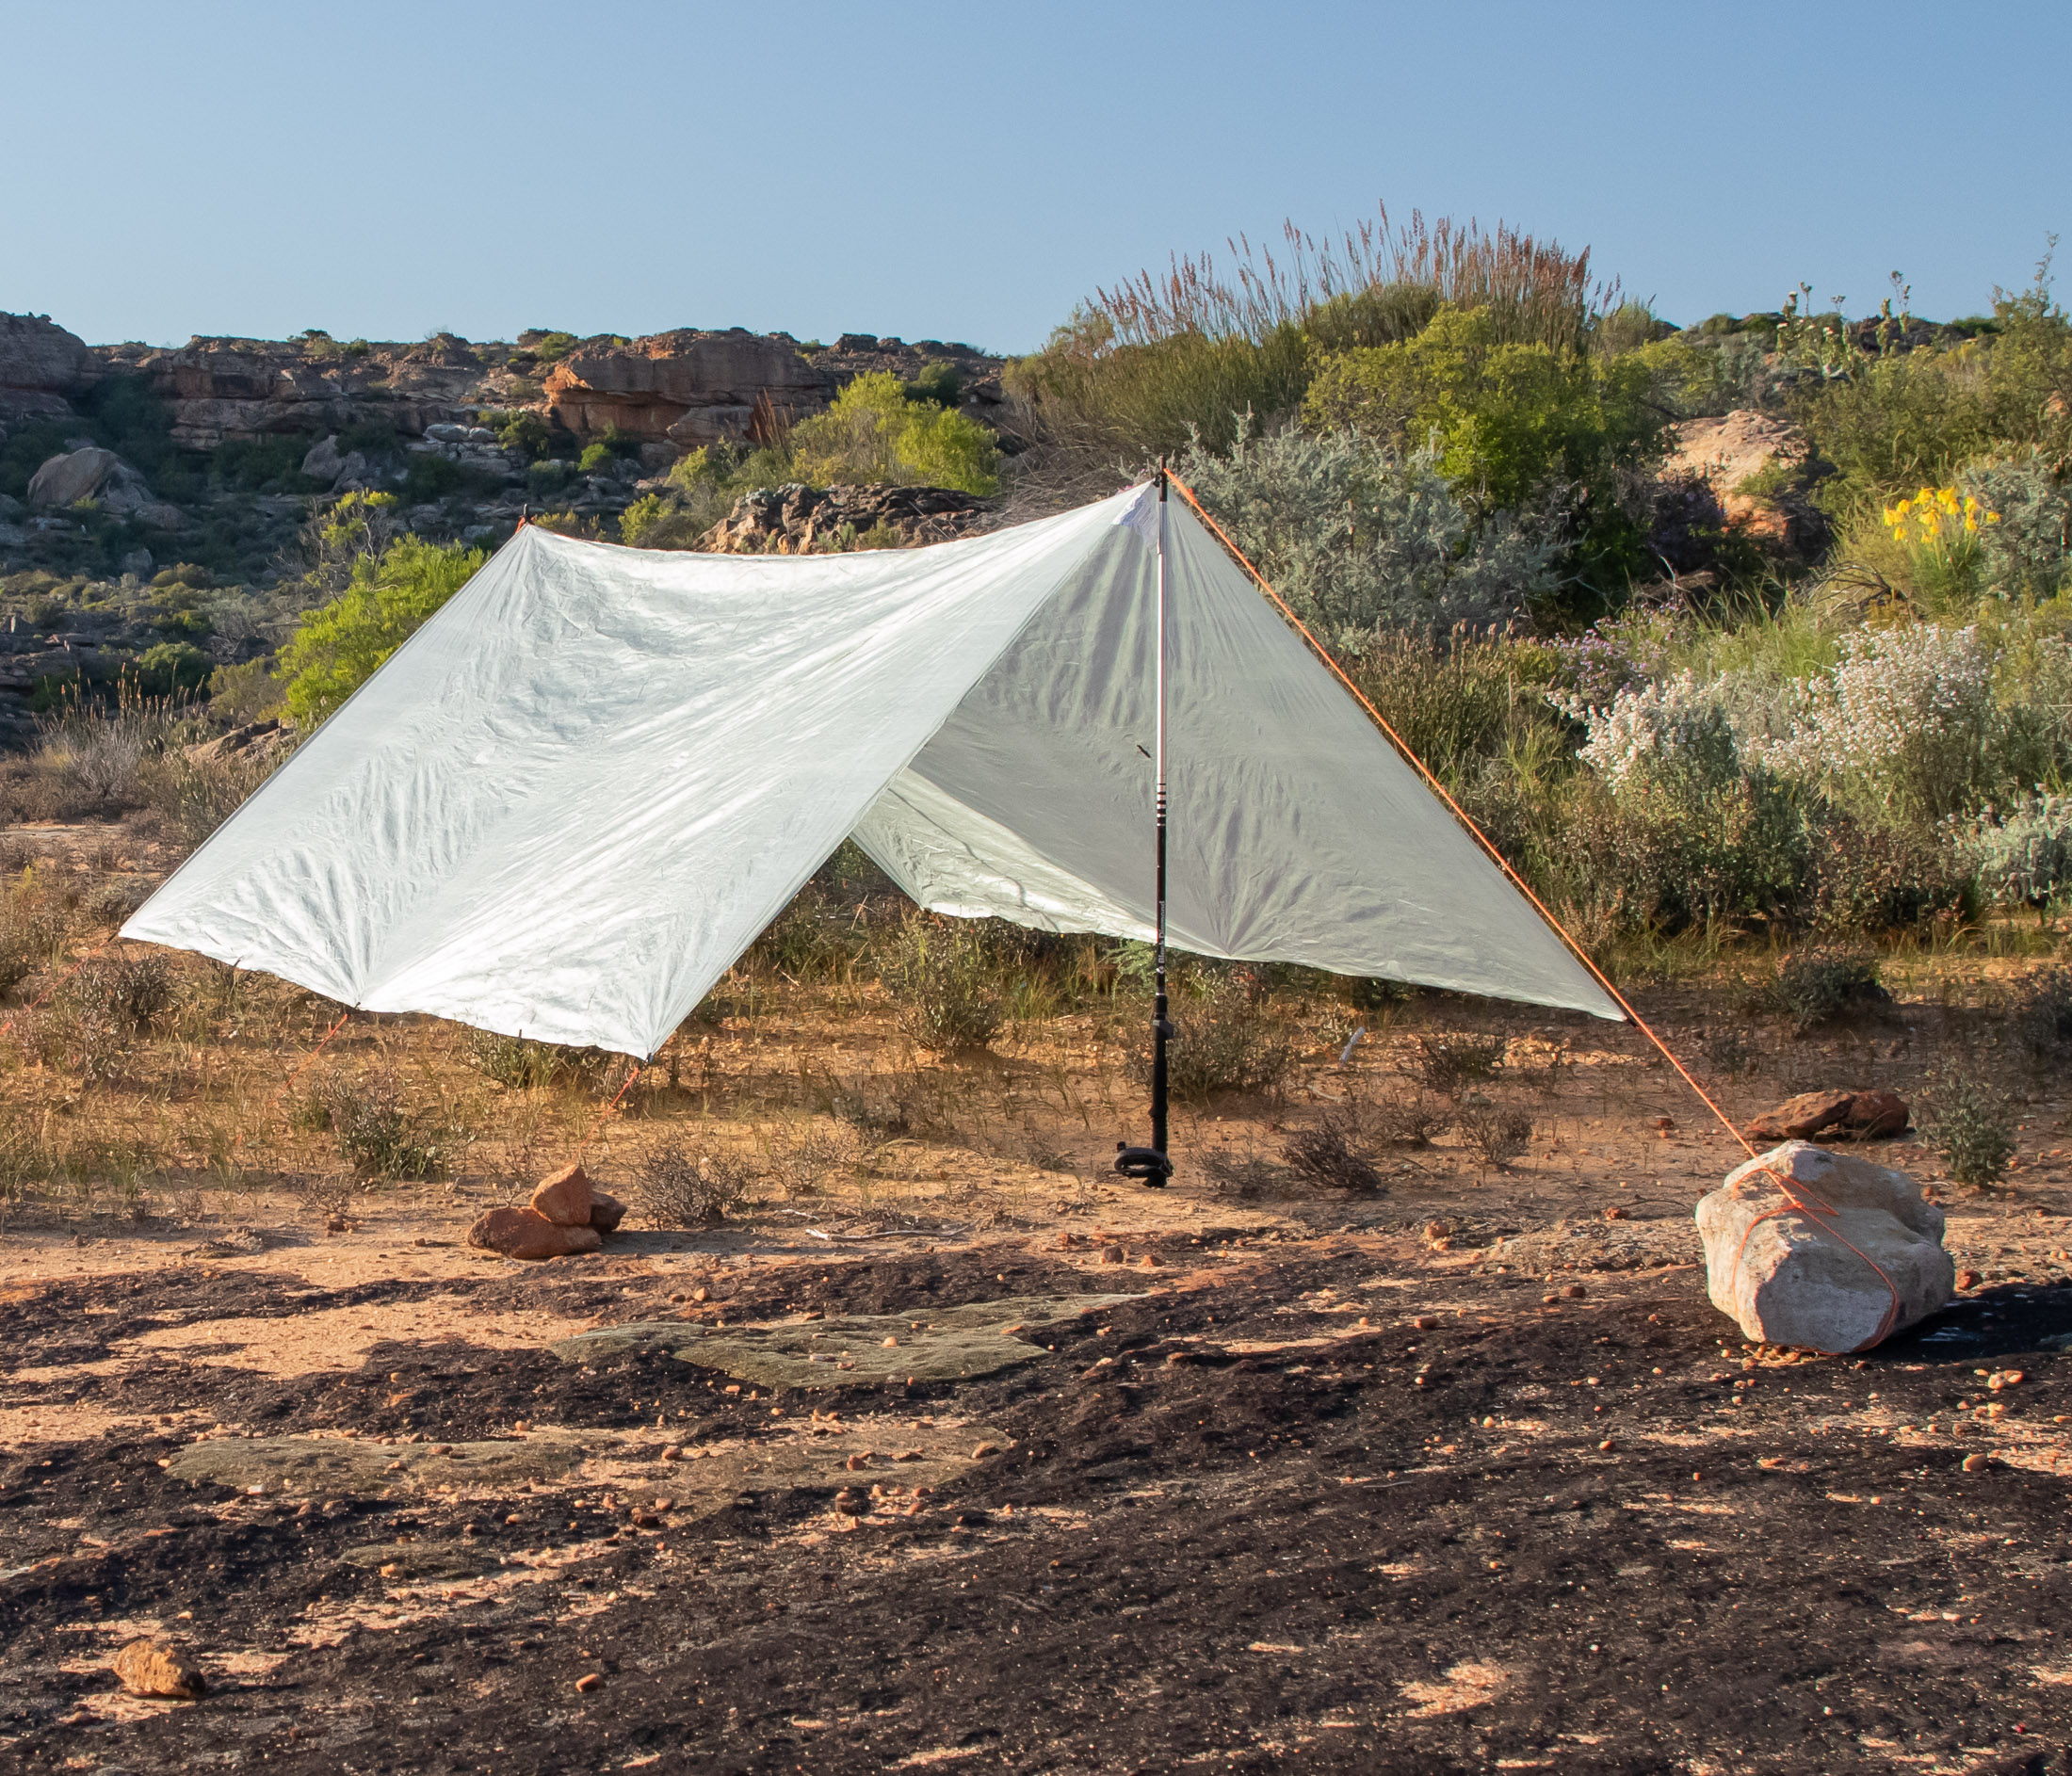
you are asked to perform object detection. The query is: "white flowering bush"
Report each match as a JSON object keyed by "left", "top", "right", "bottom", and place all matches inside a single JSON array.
[
  {"left": 1177, "top": 419, "right": 1559, "bottom": 648},
  {"left": 1751, "top": 623, "right": 2001, "bottom": 823},
  {"left": 1959, "top": 793, "right": 2072, "bottom": 907}
]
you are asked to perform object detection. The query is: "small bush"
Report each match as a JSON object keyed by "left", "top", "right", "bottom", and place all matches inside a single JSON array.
[
  {"left": 637, "top": 1144, "right": 753, "bottom": 1228},
  {"left": 315, "top": 1071, "right": 450, "bottom": 1181},
  {"left": 1280, "top": 1114, "right": 1385, "bottom": 1193},
  {"left": 1141, "top": 975, "right": 1294, "bottom": 1098},
  {"left": 461, "top": 1029, "right": 621, "bottom": 1091},
  {"left": 2010, "top": 967, "right": 2072, "bottom": 1064},
  {"left": 882, "top": 915, "right": 1005, "bottom": 1053},
  {"left": 1456, "top": 1101, "right": 1534, "bottom": 1170},
  {"left": 1762, "top": 948, "right": 1891, "bottom": 1032},
  {"left": 1961, "top": 793, "right": 2072, "bottom": 909},
  {"left": 68, "top": 953, "right": 174, "bottom": 1031},
  {"left": 1412, "top": 1033, "right": 1507, "bottom": 1096},
  {"left": 1920, "top": 1069, "right": 2015, "bottom": 1188},
  {"left": 788, "top": 372, "right": 1000, "bottom": 495}
]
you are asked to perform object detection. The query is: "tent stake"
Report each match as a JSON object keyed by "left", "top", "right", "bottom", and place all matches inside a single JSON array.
[{"left": 1117, "top": 465, "right": 1175, "bottom": 1187}]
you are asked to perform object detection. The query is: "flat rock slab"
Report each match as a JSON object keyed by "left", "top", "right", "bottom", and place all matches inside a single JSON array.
[
  {"left": 166, "top": 1435, "right": 586, "bottom": 1496},
  {"left": 340, "top": 1540, "right": 503, "bottom": 1580},
  {"left": 549, "top": 1294, "right": 1144, "bottom": 1390}
]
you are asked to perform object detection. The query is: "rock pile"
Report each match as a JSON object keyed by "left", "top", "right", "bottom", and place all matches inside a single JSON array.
[
  {"left": 467, "top": 1162, "right": 627, "bottom": 1260},
  {"left": 1696, "top": 1140, "right": 1954, "bottom": 1353},
  {"left": 699, "top": 482, "right": 989, "bottom": 554}
]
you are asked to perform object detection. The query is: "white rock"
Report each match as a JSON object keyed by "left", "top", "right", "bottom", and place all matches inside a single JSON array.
[
  {"left": 1696, "top": 1140, "right": 1952, "bottom": 1353},
  {"left": 302, "top": 434, "right": 344, "bottom": 481}
]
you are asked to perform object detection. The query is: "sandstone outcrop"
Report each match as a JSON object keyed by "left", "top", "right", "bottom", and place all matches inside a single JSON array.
[
  {"left": 1666, "top": 410, "right": 1827, "bottom": 554},
  {"left": 0, "top": 313, "right": 93, "bottom": 420},
  {"left": 1697, "top": 1140, "right": 1953, "bottom": 1352},
  {"left": 700, "top": 482, "right": 988, "bottom": 554}
]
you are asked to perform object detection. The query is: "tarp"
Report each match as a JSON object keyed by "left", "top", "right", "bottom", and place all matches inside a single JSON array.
[{"left": 124, "top": 483, "right": 1620, "bottom": 1056}]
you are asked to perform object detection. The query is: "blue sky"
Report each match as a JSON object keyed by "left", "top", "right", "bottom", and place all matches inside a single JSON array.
[{"left": 5, "top": 0, "right": 2065, "bottom": 352}]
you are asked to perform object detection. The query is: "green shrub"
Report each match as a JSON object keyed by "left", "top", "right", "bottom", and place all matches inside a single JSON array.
[
  {"left": 1959, "top": 793, "right": 2072, "bottom": 908},
  {"left": 277, "top": 533, "right": 487, "bottom": 726},
  {"left": 136, "top": 641, "right": 213, "bottom": 696},
  {"left": 2010, "top": 967, "right": 2072, "bottom": 1064},
  {"left": 1761, "top": 948, "right": 1890, "bottom": 1032},
  {"left": 789, "top": 373, "right": 1000, "bottom": 494},
  {"left": 494, "top": 412, "right": 552, "bottom": 460},
  {"left": 1300, "top": 303, "right": 1670, "bottom": 513},
  {"left": 1809, "top": 815, "right": 1972, "bottom": 931},
  {"left": 314, "top": 1070, "right": 452, "bottom": 1181},
  {"left": 1176, "top": 422, "right": 1558, "bottom": 644},
  {"left": 903, "top": 362, "right": 963, "bottom": 407},
  {"left": 1135, "top": 973, "right": 1294, "bottom": 1098},
  {"left": 461, "top": 1028, "right": 620, "bottom": 1091},
  {"left": 882, "top": 914, "right": 1006, "bottom": 1051},
  {"left": 577, "top": 442, "right": 617, "bottom": 474},
  {"left": 1921, "top": 1069, "right": 2015, "bottom": 1187}
]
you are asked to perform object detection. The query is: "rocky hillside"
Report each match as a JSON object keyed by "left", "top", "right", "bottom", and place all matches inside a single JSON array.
[{"left": 0, "top": 313, "right": 1015, "bottom": 737}]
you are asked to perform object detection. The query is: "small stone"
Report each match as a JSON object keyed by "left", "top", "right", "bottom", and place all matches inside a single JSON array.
[
  {"left": 660, "top": 1445, "right": 682, "bottom": 1461},
  {"left": 971, "top": 1441, "right": 1000, "bottom": 1460},
  {"left": 1956, "top": 1269, "right": 1982, "bottom": 1291},
  {"left": 1412, "top": 1316, "right": 1438, "bottom": 1332},
  {"left": 326, "top": 1215, "right": 348, "bottom": 1235},
  {"left": 1962, "top": 1453, "right": 1990, "bottom": 1473},
  {"left": 845, "top": 1453, "right": 873, "bottom": 1471},
  {"left": 1561, "top": 1284, "right": 1587, "bottom": 1300},
  {"left": 1139, "top": 1252, "right": 1161, "bottom": 1268},
  {"left": 587, "top": 1188, "right": 627, "bottom": 1235},
  {"left": 1604, "top": 1206, "right": 1628, "bottom": 1221},
  {"left": 1101, "top": 1245, "right": 1125, "bottom": 1265},
  {"left": 692, "top": 1286, "right": 710, "bottom": 1302},
  {"left": 575, "top": 1671, "right": 602, "bottom": 1693},
  {"left": 1598, "top": 1439, "right": 1616, "bottom": 1452},
  {"left": 379, "top": 1561, "right": 400, "bottom": 1577},
  {"left": 882, "top": 1336, "right": 898, "bottom": 1348},
  {"left": 529, "top": 1163, "right": 594, "bottom": 1228},
  {"left": 653, "top": 1496, "right": 674, "bottom": 1511},
  {"left": 513, "top": 1419, "right": 532, "bottom": 1433},
  {"left": 113, "top": 1639, "right": 207, "bottom": 1700}
]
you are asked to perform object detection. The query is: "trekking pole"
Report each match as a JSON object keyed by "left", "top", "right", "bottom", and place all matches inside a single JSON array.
[{"left": 1116, "top": 462, "right": 1175, "bottom": 1187}]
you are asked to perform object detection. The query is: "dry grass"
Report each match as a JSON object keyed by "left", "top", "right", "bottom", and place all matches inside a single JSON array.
[{"left": 0, "top": 815, "right": 2067, "bottom": 1245}]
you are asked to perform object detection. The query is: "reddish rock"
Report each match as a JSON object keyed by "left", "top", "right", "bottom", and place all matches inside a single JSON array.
[
  {"left": 588, "top": 1188, "right": 627, "bottom": 1234},
  {"left": 467, "top": 1205, "right": 602, "bottom": 1260},
  {"left": 529, "top": 1163, "right": 594, "bottom": 1228},
  {"left": 1840, "top": 1090, "right": 1910, "bottom": 1139},
  {"left": 1745, "top": 1090, "right": 1856, "bottom": 1142},
  {"left": 113, "top": 1639, "right": 207, "bottom": 1700}
]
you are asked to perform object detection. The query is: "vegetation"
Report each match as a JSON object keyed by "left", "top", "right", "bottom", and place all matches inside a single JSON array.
[
  {"left": 275, "top": 499, "right": 485, "bottom": 725},
  {"left": 788, "top": 372, "right": 1000, "bottom": 495}
]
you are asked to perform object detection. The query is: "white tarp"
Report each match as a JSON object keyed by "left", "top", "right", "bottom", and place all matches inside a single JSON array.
[{"left": 124, "top": 483, "right": 1619, "bottom": 1056}]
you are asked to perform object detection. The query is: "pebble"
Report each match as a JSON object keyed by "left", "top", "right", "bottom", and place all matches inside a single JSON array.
[
  {"left": 1411, "top": 1316, "right": 1437, "bottom": 1332},
  {"left": 113, "top": 1639, "right": 207, "bottom": 1700},
  {"left": 661, "top": 1445, "right": 682, "bottom": 1461},
  {"left": 575, "top": 1672, "right": 602, "bottom": 1693},
  {"left": 1963, "top": 1453, "right": 1990, "bottom": 1473},
  {"left": 971, "top": 1441, "right": 1000, "bottom": 1459}
]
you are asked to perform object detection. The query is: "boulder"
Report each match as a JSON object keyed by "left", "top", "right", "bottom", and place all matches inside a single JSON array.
[
  {"left": 302, "top": 434, "right": 345, "bottom": 481},
  {"left": 699, "top": 482, "right": 988, "bottom": 555},
  {"left": 589, "top": 1188, "right": 627, "bottom": 1234},
  {"left": 1665, "top": 409, "right": 1827, "bottom": 555},
  {"left": 466, "top": 1204, "right": 602, "bottom": 1260},
  {"left": 1697, "top": 1141, "right": 1954, "bottom": 1353},
  {"left": 27, "top": 445, "right": 123, "bottom": 507},
  {"left": 530, "top": 1162, "right": 593, "bottom": 1227},
  {"left": 112, "top": 1638, "right": 208, "bottom": 1700}
]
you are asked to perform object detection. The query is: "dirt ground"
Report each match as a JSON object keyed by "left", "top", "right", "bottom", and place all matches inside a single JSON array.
[{"left": 2, "top": 823, "right": 2072, "bottom": 1772}]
